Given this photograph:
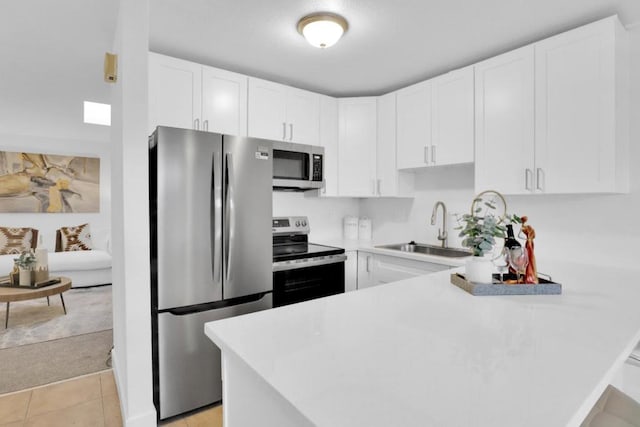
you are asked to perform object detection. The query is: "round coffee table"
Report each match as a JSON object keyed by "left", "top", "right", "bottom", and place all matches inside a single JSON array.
[{"left": 0, "top": 277, "right": 72, "bottom": 328}]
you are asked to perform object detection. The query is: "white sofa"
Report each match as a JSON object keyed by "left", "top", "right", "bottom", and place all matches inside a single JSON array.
[
  {"left": 0, "top": 249, "right": 112, "bottom": 288},
  {"left": 0, "top": 227, "right": 112, "bottom": 288}
]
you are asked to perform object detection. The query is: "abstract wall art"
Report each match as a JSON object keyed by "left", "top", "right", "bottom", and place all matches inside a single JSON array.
[{"left": 0, "top": 151, "right": 100, "bottom": 213}]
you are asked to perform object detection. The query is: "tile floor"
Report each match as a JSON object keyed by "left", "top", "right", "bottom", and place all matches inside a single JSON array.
[{"left": 0, "top": 370, "right": 223, "bottom": 427}]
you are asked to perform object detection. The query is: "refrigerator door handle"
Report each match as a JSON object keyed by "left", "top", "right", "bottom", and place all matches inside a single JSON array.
[
  {"left": 212, "top": 151, "right": 222, "bottom": 287},
  {"left": 224, "top": 152, "right": 235, "bottom": 285}
]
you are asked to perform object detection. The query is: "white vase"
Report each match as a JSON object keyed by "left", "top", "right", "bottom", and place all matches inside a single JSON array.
[
  {"left": 19, "top": 268, "right": 32, "bottom": 287},
  {"left": 465, "top": 256, "right": 493, "bottom": 284}
]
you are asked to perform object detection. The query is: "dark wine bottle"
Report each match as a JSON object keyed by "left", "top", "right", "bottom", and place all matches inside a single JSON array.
[
  {"left": 504, "top": 225, "right": 521, "bottom": 250},
  {"left": 504, "top": 224, "right": 522, "bottom": 276}
]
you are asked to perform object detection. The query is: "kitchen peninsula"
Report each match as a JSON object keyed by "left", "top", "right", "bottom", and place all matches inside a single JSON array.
[{"left": 205, "top": 261, "right": 640, "bottom": 426}]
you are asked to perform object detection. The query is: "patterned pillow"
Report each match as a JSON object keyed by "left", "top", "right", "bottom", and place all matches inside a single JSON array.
[
  {"left": 0, "top": 227, "right": 37, "bottom": 255},
  {"left": 57, "top": 223, "right": 93, "bottom": 252}
]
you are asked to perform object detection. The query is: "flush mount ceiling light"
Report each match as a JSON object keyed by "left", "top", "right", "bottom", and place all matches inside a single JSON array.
[{"left": 297, "top": 13, "right": 348, "bottom": 49}]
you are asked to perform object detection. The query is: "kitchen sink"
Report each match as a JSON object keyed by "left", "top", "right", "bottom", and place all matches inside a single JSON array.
[{"left": 375, "top": 242, "right": 471, "bottom": 258}]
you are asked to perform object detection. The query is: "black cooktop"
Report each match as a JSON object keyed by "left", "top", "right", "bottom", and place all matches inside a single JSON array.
[{"left": 273, "top": 242, "right": 345, "bottom": 262}]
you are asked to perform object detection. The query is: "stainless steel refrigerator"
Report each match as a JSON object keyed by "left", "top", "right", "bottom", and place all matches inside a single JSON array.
[{"left": 149, "top": 126, "right": 273, "bottom": 420}]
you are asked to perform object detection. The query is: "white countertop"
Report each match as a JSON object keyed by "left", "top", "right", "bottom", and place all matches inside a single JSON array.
[{"left": 205, "top": 261, "right": 640, "bottom": 426}]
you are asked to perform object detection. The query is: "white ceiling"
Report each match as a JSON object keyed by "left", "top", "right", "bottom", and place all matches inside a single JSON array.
[
  {"left": 150, "top": 0, "right": 640, "bottom": 97},
  {"left": 1, "top": 0, "right": 640, "bottom": 142}
]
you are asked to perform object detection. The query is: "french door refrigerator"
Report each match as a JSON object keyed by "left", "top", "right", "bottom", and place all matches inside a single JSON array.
[{"left": 149, "top": 126, "right": 273, "bottom": 420}]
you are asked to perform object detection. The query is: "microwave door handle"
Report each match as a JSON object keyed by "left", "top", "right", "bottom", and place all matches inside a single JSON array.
[
  {"left": 289, "top": 124, "right": 293, "bottom": 141},
  {"left": 212, "top": 151, "right": 222, "bottom": 287},
  {"left": 225, "top": 153, "right": 234, "bottom": 283}
]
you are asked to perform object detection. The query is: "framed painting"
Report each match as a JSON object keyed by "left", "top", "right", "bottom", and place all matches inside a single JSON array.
[{"left": 0, "top": 151, "right": 100, "bottom": 213}]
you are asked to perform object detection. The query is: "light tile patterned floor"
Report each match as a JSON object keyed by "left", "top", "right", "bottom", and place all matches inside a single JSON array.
[{"left": 0, "top": 370, "right": 223, "bottom": 427}]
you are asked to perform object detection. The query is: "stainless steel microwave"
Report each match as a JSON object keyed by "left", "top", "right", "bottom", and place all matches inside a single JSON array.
[{"left": 272, "top": 141, "right": 324, "bottom": 191}]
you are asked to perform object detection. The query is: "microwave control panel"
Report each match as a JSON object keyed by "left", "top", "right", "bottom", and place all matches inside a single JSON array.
[{"left": 312, "top": 154, "right": 323, "bottom": 182}]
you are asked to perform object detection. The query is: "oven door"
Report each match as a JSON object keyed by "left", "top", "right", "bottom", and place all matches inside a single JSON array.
[{"left": 273, "top": 255, "right": 346, "bottom": 307}]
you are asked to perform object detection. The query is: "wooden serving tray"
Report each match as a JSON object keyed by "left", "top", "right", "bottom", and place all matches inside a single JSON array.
[
  {"left": 450, "top": 273, "right": 562, "bottom": 296},
  {"left": 0, "top": 276, "right": 62, "bottom": 289}
]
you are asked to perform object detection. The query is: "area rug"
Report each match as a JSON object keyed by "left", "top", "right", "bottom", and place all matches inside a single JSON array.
[
  {"left": 0, "top": 285, "right": 112, "bottom": 349},
  {"left": 0, "top": 329, "right": 113, "bottom": 395}
]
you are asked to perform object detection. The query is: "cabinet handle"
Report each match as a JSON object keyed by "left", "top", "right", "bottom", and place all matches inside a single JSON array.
[
  {"left": 525, "top": 169, "right": 533, "bottom": 191},
  {"left": 423, "top": 146, "right": 429, "bottom": 164},
  {"left": 536, "top": 168, "right": 545, "bottom": 191},
  {"left": 377, "top": 179, "right": 381, "bottom": 196},
  {"left": 282, "top": 122, "right": 287, "bottom": 140},
  {"left": 194, "top": 118, "right": 200, "bottom": 130},
  {"left": 289, "top": 124, "right": 293, "bottom": 141},
  {"left": 203, "top": 120, "right": 209, "bottom": 132},
  {"left": 366, "top": 256, "right": 371, "bottom": 273},
  {"left": 431, "top": 145, "right": 437, "bottom": 165}
]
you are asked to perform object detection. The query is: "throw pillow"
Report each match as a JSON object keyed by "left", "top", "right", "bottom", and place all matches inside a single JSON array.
[
  {"left": 57, "top": 223, "right": 93, "bottom": 252},
  {"left": 0, "top": 227, "right": 37, "bottom": 255}
]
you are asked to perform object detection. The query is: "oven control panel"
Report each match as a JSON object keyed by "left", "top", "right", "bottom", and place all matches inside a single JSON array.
[{"left": 272, "top": 216, "right": 309, "bottom": 235}]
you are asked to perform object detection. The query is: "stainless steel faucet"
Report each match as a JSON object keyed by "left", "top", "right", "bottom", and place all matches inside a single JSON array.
[{"left": 431, "top": 201, "right": 448, "bottom": 248}]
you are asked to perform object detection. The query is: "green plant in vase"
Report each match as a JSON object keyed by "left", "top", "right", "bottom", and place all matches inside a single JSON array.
[
  {"left": 14, "top": 251, "right": 37, "bottom": 270},
  {"left": 456, "top": 190, "right": 519, "bottom": 283},
  {"left": 14, "top": 250, "right": 36, "bottom": 286}
]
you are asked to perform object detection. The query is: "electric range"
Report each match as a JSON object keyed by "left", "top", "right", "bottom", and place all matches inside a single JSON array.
[{"left": 272, "top": 216, "right": 346, "bottom": 307}]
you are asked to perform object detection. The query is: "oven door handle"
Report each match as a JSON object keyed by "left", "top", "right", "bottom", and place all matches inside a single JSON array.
[{"left": 273, "top": 254, "right": 347, "bottom": 272}]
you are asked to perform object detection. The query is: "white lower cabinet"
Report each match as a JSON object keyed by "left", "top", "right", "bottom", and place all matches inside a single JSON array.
[
  {"left": 357, "top": 252, "right": 375, "bottom": 289},
  {"left": 357, "top": 252, "right": 452, "bottom": 289},
  {"left": 344, "top": 250, "right": 358, "bottom": 292}
]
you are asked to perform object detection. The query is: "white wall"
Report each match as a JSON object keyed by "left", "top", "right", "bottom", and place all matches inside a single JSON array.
[
  {"left": 0, "top": 133, "right": 111, "bottom": 250},
  {"left": 273, "top": 192, "right": 360, "bottom": 242},
  {"left": 361, "top": 25, "right": 640, "bottom": 270},
  {"left": 111, "top": 0, "right": 156, "bottom": 425}
]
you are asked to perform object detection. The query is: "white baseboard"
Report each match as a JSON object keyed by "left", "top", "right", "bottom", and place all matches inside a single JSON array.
[{"left": 112, "top": 348, "right": 158, "bottom": 426}]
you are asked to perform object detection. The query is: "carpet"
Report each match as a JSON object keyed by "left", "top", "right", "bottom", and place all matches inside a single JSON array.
[
  {"left": 0, "top": 329, "right": 113, "bottom": 395},
  {"left": 0, "top": 285, "right": 112, "bottom": 349}
]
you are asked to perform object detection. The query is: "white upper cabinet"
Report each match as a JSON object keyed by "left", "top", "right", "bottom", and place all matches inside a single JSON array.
[
  {"left": 474, "top": 46, "right": 535, "bottom": 195},
  {"left": 396, "top": 80, "right": 432, "bottom": 169},
  {"left": 148, "top": 52, "right": 247, "bottom": 136},
  {"left": 201, "top": 66, "right": 248, "bottom": 136},
  {"left": 247, "top": 78, "right": 287, "bottom": 141},
  {"left": 534, "top": 16, "right": 628, "bottom": 194},
  {"left": 338, "top": 97, "right": 377, "bottom": 197},
  {"left": 474, "top": 15, "right": 628, "bottom": 195},
  {"left": 318, "top": 95, "right": 339, "bottom": 197},
  {"left": 431, "top": 66, "right": 474, "bottom": 166},
  {"left": 148, "top": 53, "right": 201, "bottom": 135},
  {"left": 396, "top": 67, "right": 474, "bottom": 170},
  {"left": 377, "top": 92, "right": 413, "bottom": 197},
  {"left": 248, "top": 78, "right": 319, "bottom": 145},
  {"left": 287, "top": 88, "right": 320, "bottom": 145}
]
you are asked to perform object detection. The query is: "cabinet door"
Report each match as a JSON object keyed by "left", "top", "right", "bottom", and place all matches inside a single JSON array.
[
  {"left": 345, "top": 250, "right": 358, "bottom": 292},
  {"left": 474, "top": 45, "right": 535, "bottom": 195},
  {"left": 534, "top": 17, "right": 619, "bottom": 193},
  {"left": 396, "top": 80, "right": 431, "bottom": 169},
  {"left": 373, "top": 254, "right": 450, "bottom": 286},
  {"left": 318, "top": 95, "right": 339, "bottom": 196},
  {"left": 377, "top": 92, "right": 413, "bottom": 197},
  {"left": 201, "top": 66, "right": 247, "bottom": 136},
  {"left": 286, "top": 88, "right": 319, "bottom": 145},
  {"left": 148, "top": 53, "right": 201, "bottom": 135},
  {"left": 431, "top": 66, "right": 474, "bottom": 166},
  {"left": 357, "top": 252, "right": 375, "bottom": 289},
  {"left": 338, "top": 98, "right": 377, "bottom": 197},
  {"left": 376, "top": 92, "right": 396, "bottom": 196},
  {"left": 247, "top": 78, "right": 287, "bottom": 141}
]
